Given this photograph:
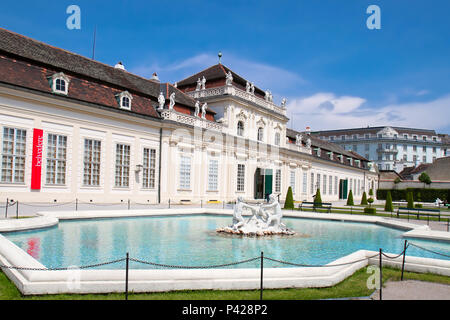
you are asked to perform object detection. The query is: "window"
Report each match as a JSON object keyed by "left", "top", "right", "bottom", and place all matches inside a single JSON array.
[
  {"left": 334, "top": 176, "right": 338, "bottom": 195},
  {"left": 115, "top": 144, "right": 130, "bottom": 187},
  {"left": 237, "top": 121, "right": 244, "bottom": 137},
  {"left": 117, "top": 91, "right": 133, "bottom": 110},
  {"left": 310, "top": 172, "right": 314, "bottom": 194},
  {"left": 357, "top": 180, "right": 361, "bottom": 195},
  {"left": 83, "top": 139, "right": 101, "bottom": 186},
  {"left": 323, "top": 175, "right": 327, "bottom": 195},
  {"left": 349, "top": 178, "right": 353, "bottom": 191},
  {"left": 423, "top": 136, "right": 427, "bottom": 141},
  {"left": 341, "top": 135, "right": 346, "bottom": 141},
  {"left": 50, "top": 72, "right": 70, "bottom": 95},
  {"left": 423, "top": 155, "right": 427, "bottom": 162},
  {"left": 275, "top": 169, "right": 281, "bottom": 193},
  {"left": 403, "top": 134, "right": 408, "bottom": 139},
  {"left": 290, "top": 170, "right": 295, "bottom": 194},
  {"left": 432, "top": 147, "right": 437, "bottom": 153},
  {"left": 1, "top": 127, "right": 26, "bottom": 183},
  {"left": 413, "top": 135, "right": 418, "bottom": 140},
  {"left": 302, "top": 172, "right": 307, "bottom": 194},
  {"left": 422, "top": 146, "right": 427, "bottom": 152},
  {"left": 329, "top": 175, "right": 333, "bottom": 195},
  {"left": 403, "top": 154, "right": 407, "bottom": 161},
  {"left": 274, "top": 132, "right": 280, "bottom": 146},
  {"left": 257, "top": 127, "right": 264, "bottom": 142},
  {"left": 317, "top": 174, "right": 321, "bottom": 192},
  {"left": 365, "top": 134, "right": 370, "bottom": 139},
  {"left": 352, "top": 135, "right": 357, "bottom": 140},
  {"left": 142, "top": 148, "right": 156, "bottom": 189},
  {"left": 208, "top": 158, "right": 219, "bottom": 191},
  {"left": 413, "top": 145, "right": 417, "bottom": 151},
  {"left": 237, "top": 164, "right": 245, "bottom": 192},
  {"left": 46, "top": 134, "right": 67, "bottom": 185},
  {"left": 179, "top": 155, "right": 191, "bottom": 190},
  {"left": 413, "top": 155, "right": 417, "bottom": 162}
]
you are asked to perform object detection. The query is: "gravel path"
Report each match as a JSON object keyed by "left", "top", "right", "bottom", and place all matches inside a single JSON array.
[{"left": 370, "top": 280, "right": 450, "bottom": 300}]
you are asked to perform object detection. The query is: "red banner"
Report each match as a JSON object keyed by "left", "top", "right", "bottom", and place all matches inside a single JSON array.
[{"left": 31, "top": 128, "right": 43, "bottom": 190}]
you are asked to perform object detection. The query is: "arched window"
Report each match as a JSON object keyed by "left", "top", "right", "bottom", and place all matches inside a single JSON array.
[
  {"left": 237, "top": 121, "right": 244, "bottom": 136},
  {"left": 122, "top": 96, "right": 130, "bottom": 109},
  {"left": 274, "top": 132, "right": 280, "bottom": 146},
  {"left": 257, "top": 127, "right": 264, "bottom": 142},
  {"left": 50, "top": 72, "right": 70, "bottom": 95}
]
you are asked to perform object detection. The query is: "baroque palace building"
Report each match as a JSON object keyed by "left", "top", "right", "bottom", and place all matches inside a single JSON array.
[{"left": 0, "top": 28, "right": 378, "bottom": 204}]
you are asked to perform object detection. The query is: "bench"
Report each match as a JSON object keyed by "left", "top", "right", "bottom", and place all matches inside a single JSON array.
[
  {"left": 299, "top": 202, "right": 332, "bottom": 213},
  {"left": 396, "top": 207, "right": 442, "bottom": 221}
]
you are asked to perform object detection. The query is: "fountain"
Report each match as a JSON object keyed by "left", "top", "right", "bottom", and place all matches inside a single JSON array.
[{"left": 216, "top": 194, "right": 296, "bottom": 236}]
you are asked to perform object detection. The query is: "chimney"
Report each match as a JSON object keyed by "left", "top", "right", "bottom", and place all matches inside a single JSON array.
[
  {"left": 306, "top": 126, "right": 311, "bottom": 135},
  {"left": 114, "top": 61, "right": 125, "bottom": 70},
  {"left": 151, "top": 72, "right": 160, "bottom": 82}
]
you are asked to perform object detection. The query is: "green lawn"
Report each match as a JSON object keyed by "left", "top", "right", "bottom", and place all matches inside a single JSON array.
[{"left": 0, "top": 267, "right": 448, "bottom": 300}]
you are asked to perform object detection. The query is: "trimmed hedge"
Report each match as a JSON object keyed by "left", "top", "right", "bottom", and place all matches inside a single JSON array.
[
  {"left": 284, "top": 186, "right": 294, "bottom": 210},
  {"left": 377, "top": 188, "right": 449, "bottom": 202},
  {"left": 384, "top": 191, "right": 393, "bottom": 212},
  {"left": 364, "top": 207, "right": 377, "bottom": 214}
]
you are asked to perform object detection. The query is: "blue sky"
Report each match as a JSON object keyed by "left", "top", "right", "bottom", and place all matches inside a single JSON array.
[{"left": 1, "top": 0, "right": 449, "bottom": 133}]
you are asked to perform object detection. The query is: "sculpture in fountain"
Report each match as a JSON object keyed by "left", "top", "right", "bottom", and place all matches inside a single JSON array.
[{"left": 216, "top": 194, "right": 295, "bottom": 236}]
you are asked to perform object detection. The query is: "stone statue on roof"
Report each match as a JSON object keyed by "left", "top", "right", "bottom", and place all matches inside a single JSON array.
[
  {"left": 196, "top": 78, "right": 202, "bottom": 91},
  {"left": 281, "top": 98, "right": 287, "bottom": 108},
  {"left": 201, "top": 76, "right": 206, "bottom": 90},
  {"left": 225, "top": 71, "right": 233, "bottom": 86},
  {"left": 269, "top": 91, "right": 273, "bottom": 102},
  {"left": 306, "top": 137, "right": 312, "bottom": 148},
  {"left": 157, "top": 92, "right": 165, "bottom": 110},
  {"left": 246, "top": 81, "right": 251, "bottom": 93},
  {"left": 296, "top": 133, "right": 303, "bottom": 146},
  {"left": 251, "top": 82, "right": 255, "bottom": 95},
  {"left": 201, "top": 102, "right": 208, "bottom": 119},
  {"left": 194, "top": 101, "right": 200, "bottom": 117},
  {"left": 265, "top": 91, "right": 270, "bottom": 101},
  {"left": 169, "top": 92, "right": 175, "bottom": 110}
]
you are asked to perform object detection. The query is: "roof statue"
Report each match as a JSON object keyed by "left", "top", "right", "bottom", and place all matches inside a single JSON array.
[
  {"left": 157, "top": 91, "right": 165, "bottom": 111},
  {"left": 194, "top": 101, "right": 200, "bottom": 117},
  {"left": 265, "top": 91, "right": 270, "bottom": 101},
  {"left": 281, "top": 98, "right": 287, "bottom": 108},
  {"left": 201, "top": 102, "right": 208, "bottom": 119},
  {"left": 251, "top": 82, "right": 255, "bottom": 95},
  {"left": 169, "top": 92, "right": 175, "bottom": 110},
  {"left": 246, "top": 81, "right": 251, "bottom": 93},
  {"left": 225, "top": 71, "right": 233, "bottom": 86},
  {"left": 306, "top": 137, "right": 312, "bottom": 148},
  {"left": 196, "top": 78, "right": 202, "bottom": 91},
  {"left": 201, "top": 76, "right": 206, "bottom": 90},
  {"left": 296, "top": 133, "right": 303, "bottom": 146}
]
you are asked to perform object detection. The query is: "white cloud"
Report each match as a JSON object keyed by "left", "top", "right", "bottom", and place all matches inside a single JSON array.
[{"left": 287, "top": 93, "right": 450, "bottom": 132}]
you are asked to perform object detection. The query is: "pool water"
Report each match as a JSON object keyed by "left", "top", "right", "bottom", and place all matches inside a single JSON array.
[{"left": 3, "top": 215, "right": 450, "bottom": 269}]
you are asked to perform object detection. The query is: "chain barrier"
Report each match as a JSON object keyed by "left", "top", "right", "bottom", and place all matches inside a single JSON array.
[
  {"left": 20, "top": 201, "right": 75, "bottom": 208},
  {"left": 76, "top": 201, "right": 126, "bottom": 206},
  {"left": 0, "top": 257, "right": 126, "bottom": 271},
  {"left": 262, "top": 253, "right": 380, "bottom": 268},
  {"left": 408, "top": 242, "right": 450, "bottom": 258},
  {"left": 129, "top": 257, "right": 261, "bottom": 269},
  {"left": 380, "top": 244, "right": 410, "bottom": 259}
]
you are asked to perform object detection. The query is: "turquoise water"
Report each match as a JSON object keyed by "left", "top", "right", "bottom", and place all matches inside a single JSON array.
[{"left": 3, "top": 215, "right": 450, "bottom": 269}]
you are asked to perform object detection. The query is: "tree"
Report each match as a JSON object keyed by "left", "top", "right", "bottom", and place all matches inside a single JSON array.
[
  {"left": 384, "top": 191, "right": 393, "bottom": 212},
  {"left": 418, "top": 172, "right": 432, "bottom": 188},
  {"left": 361, "top": 192, "right": 368, "bottom": 205},
  {"left": 394, "top": 177, "right": 401, "bottom": 189},
  {"left": 369, "top": 188, "right": 374, "bottom": 197},
  {"left": 406, "top": 191, "right": 414, "bottom": 209},
  {"left": 314, "top": 189, "right": 323, "bottom": 207},
  {"left": 346, "top": 190, "right": 354, "bottom": 206},
  {"left": 367, "top": 197, "right": 374, "bottom": 207},
  {"left": 284, "top": 186, "right": 294, "bottom": 210}
]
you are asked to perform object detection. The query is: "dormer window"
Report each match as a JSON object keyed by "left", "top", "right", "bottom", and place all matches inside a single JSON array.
[
  {"left": 116, "top": 91, "right": 133, "bottom": 110},
  {"left": 50, "top": 72, "right": 70, "bottom": 95}
]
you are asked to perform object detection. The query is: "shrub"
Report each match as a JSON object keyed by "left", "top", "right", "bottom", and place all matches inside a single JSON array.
[
  {"left": 418, "top": 172, "right": 432, "bottom": 188},
  {"left": 346, "top": 190, "right": 354, "bottom": 206},
  {"left": 364, "top": 207, "right": 376, "bottom": 214},
  {"left": 284, "top": 186, "right": 294, "bottom": 210},
  {"left": 384, "top": 191, "right": 393, "bottom": 212},
  {"left": 407, "top": 191, "right": 414, "bottom": 209},
  {"left": 376, "top": 189, "right": 449, "bottom": 202},
  {"left": 368, "top": 197, "right": 374, "bottom": 207},
  {"left": 369, "top": 188, "right": 374, "bottom": 196},
  {"left": 415, "top": 203, "right": 423, "bottom": 208},
  {"left": 416, "top": 192, "right": 422, "bottom": 202},
  {"left": 314, "top": 189, "right": 323, "bottom": 207},
  {"left": 361, "top": 192, "right": 368, "bottom": 205}
]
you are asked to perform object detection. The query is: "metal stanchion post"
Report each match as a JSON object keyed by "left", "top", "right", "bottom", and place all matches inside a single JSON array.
[
  {"left": 128, "top": 199, "right": 130, "bottom": 210},
  {"left": 401, "top": 240, "right": 407, "bottom": 281},
  {"left": 125, "top": 252, "right": 129, "bottom": 300},
  {"left": 379, "top": 248, "right": 382, "bottom": 300},
  {"left": 5, "top": 198, "right": 8, "bottom": 219},
  {"left": 16, "top": 201, "right": 18, "bottom": 219},
  {"left": 76, "top": 198, "right": 78, "bottom": 211},
  {"left": 169, "top": 199, "right": 171, "bottom": 209},
  {"left": 260, "top": 251, "right": 264, "bottom": 301}
]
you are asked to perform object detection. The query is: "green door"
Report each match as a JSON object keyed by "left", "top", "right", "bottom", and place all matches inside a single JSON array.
[
  {"left": 264, "top": 169, "right": 273, "bottom": 200},
  {"left": 339, "top": 179, "right": 348, "bottom": 200}
]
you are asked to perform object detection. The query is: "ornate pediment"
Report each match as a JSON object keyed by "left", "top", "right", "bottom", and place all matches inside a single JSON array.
[
  {"left": 256, "top": 117, "right": 266, "bottom": 127},
  {"left": 377, "top": 126, "right": 398, "bottom": 137},
  {"left": 236, "top": 110, "right": 248, "bottom": 121}
]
